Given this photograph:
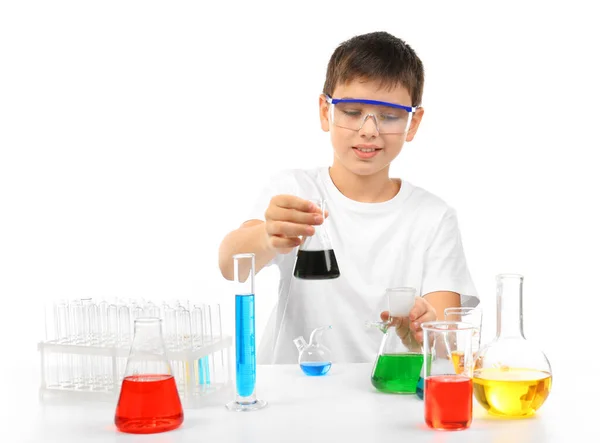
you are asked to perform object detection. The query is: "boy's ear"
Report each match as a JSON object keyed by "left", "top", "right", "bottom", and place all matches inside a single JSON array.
[
  {"left": 405, "top": 107, "right": 424, "bottom": 142},
  {"left": 319, "top": 94, "right": 330, "bottom": 132}
]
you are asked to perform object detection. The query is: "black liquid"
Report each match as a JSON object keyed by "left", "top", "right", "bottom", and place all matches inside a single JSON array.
[{"left": 293, "top": 249, "right": 340, "bottom": 280}]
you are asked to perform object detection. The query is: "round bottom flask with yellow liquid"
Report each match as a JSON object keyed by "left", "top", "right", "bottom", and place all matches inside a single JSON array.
[{"left": 473, "top": 274, "right": 552, "bottom": 417}]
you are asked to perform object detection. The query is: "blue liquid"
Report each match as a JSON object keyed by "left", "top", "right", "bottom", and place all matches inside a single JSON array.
[
  {"left": 235, "top": 294, "right": 256, "bottom": 398},
  {"left": 416, "top": 376, "right": 424, "bottom": 399},
  {"left": 300, "top": 361, "right": 332, "bottom": 376},
  {"left": 198, "top": 356, "right": 210, "bottom": 384}
]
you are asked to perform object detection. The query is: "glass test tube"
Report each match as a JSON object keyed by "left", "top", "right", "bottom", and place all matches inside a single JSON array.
[
  {"left": 214, "top": 303, "right": 225, "bottom": 383},
  {"left": 55, "top": 301, "right": 74, "bottom": 388},
  {"left": 176, "top": 306, "right": 192, "bottom": 392},
  {"left": 208, "top": 305, "right": 216, "bottom": 385},
  {"left": 191, "top": 305, "right": 209, "bottom": 392},
  {"left": 201, "top": 305, "right": 211, "bottom": 386},
  {"left": 226, "top": 253, "right": 267, "bottom": 411}
]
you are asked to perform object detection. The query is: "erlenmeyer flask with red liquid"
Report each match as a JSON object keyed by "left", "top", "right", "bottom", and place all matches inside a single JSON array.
[
  {"left": 114, "top": 318, "right": 184, "bottom": 434},
  {"left": 293, "top": 197, "right": 340, "bottom": 280}
]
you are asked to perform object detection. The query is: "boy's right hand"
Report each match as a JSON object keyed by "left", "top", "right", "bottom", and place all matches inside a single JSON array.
[{"left": 263, "top": 195, "right": 326, "bottom": 254}]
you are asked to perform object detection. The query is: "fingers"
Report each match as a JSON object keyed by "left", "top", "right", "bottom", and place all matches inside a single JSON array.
[
  {"left": 407, "top": 298, "right": 437, "bottom": 344},
  {"left": 266, "top": 204, "right": 324, "bottom": 227},
  {"left": 270, "top": 195, "right": 322, "bottom": 213},
  {"left": 380, "top": 311, "right": 408, "bottom": 331},
  {"left": 266, "top": 220, "right": 315, "bottom": 238},
  {"left": 269, "top": 235, "right": 302, "bottom": 249},
  {"left": 265, "top": 196, "right": 326, "bottom": 238},
  {"left": 264, "top": 195, "right": 329, "bottom": 254},
  {"left": 409, "top": 298, "right": 428, "bottom": 322},
  {"left": 380, "top": 298, "right": 437, "bottom": 348},
  {"left": 413, "top": 330, "right": 424, "bottom": 343}
]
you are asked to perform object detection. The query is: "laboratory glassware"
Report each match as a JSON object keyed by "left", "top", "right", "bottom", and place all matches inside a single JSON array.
[
  {"left": 293, "top": 325, "right": 333, "bottom": 376},
  {"left": 422, "top": 321, "right": 475, "bottom": 431},
  {"left": 114, "top": 318, "right": 184, "bottom": 434},
  {"left": 473, "top": 274, "right": 552, "bottom": 417},
  {"left": 444, "top": 307, "right": 483, "bottom": 374},
  {"left": 444, "top": 307, "right": 483, "bottom": 355},
  {"left": 366, "top": 287, "right": 422, "bottom": 394},
  {"left": 293, "top": 198, "right": 340, "bottom": 280},
  {"left": 417, "top": 307, "right": 483, "bottom": 400},
  {"left": 226, "top": 253, "right": 267, "bottom": 411},
  {"left": 39, "top": 297, "right": 232, "bottom": 407}
]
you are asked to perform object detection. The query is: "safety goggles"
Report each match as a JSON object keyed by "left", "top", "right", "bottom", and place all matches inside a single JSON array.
[{"left": 326, "top": 95, "right": 418, "bottom": 135}]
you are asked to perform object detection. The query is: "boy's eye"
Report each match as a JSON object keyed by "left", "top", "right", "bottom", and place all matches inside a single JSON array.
[
  {"left": 342, "top": 109, "right": 362, "bottom": 117},
  {"left": 379, "top": 114, "right": 400, "bottom": 121}
]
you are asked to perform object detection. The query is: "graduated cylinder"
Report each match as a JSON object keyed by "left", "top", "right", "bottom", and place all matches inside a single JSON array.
[{"left": 225, "top": 253, "right": 267, "bottom": 411}]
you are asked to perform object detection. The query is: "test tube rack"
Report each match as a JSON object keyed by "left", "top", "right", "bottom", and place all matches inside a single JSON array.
[{"left": 38, "top": 298, "right": 233, "bottom": 409}]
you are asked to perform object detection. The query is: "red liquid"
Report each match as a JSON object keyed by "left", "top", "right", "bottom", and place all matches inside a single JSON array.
[
  {"left": 425, "top": 375, "right": 472, "bottom": 430},
  {"left": 114, "top": 374, "right": 184, "bottom": 434}
]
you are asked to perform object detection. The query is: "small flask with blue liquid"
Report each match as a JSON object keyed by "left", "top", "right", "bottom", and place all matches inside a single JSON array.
[{"left": 293, "top": 325, "right": 333, "bottom": 376}]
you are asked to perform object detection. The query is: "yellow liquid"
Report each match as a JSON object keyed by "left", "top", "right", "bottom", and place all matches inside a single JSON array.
[
  {"left": 473, "top": 368, "right": 552, "bottom": 417},
  {"left": 451, "top": 351, "right": 479, "bottom": 374},
  {"left": 451, "top": 351, "right": 465, "bottom": 374}
]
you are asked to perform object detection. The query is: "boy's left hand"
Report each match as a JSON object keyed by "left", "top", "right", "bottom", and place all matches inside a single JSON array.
[{"left": 380, "top": 297, "right": 437, "bottom": 346}]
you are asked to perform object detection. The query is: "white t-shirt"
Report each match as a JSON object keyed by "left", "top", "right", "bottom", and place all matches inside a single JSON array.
[{"left": 247, "top": 167, "right": 479, "bottom": 365}]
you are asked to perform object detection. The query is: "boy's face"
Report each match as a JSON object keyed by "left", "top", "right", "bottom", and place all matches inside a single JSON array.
[{"left": 319, "top": 79, "right": 424, "bottom": 177}]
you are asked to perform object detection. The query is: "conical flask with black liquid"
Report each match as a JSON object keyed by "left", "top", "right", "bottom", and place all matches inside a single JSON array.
[{"left": 293, "top": 198, "right": 340, "bottom": 280}]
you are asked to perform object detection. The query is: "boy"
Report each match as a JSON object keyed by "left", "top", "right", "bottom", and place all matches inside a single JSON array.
[{"left": 218, "top": 31, "right": 479, "bottom": 364}]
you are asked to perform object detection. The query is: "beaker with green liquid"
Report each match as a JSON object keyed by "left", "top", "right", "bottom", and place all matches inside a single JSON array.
[{"left": 366, "top": 287, "right": 425, "bottom": 394}]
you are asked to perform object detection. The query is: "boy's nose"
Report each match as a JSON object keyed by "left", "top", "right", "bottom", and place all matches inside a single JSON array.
[{"left": 358, "top": 114, "right": 379, "bottom": 138}]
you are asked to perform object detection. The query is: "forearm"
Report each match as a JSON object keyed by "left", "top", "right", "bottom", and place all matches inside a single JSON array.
[
  {"left": 423, "top": 291, "right": 461, "bottom": 321},
  {"left": 218, "top": 220, "right": 277, "bottom": 281}
]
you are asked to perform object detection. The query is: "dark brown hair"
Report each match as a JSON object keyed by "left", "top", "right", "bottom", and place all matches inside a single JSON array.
[{"left": 323, "top": 31, "right": 425, "bottom": 107}]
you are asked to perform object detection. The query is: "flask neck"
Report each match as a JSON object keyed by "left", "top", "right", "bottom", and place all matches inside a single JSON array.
[{"left": 496, "top": 274, "right": 525, "bottom": 339}]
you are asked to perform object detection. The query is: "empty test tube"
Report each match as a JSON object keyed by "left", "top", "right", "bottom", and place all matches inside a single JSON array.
[
  {"left": 208, "top": 305, "right": 216, "bottom": 383},
  {"left": 97, "top": 300, "right": 109, "bottom": 344},
  {"left": 131, "top": 305, "right": 144, "bottom": 321},
  {"left": 54, "top": 301, "right": 70, "bottom": 344},
  {"left": 163, "top": 305, "right": 177, "bottom": 350},
  {"left": 213, "top": 304, "right": 225, "bottom": 383},
  {"left": 176, "top": 307, "right": 193, "bottom": 392},
  {"left": 118, "top": 305, "right": 131, "bottom": 345},
  {"left": 144, "top": 301, "right": 160, "bottom": 318},
  {"left": 54, "top": 301, "right": 74, "bottom": 388},
  {"left": 107, "top": 304, "right": 119, "bottom": 345}
]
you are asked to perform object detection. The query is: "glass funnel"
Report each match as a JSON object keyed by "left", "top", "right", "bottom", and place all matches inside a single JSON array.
[
  {"left": 114, "top": 318, "right": 184, "bottom": 434},
  {"left": 366, "top": 287, "right": 422, "bottom": 394},
  {"left": 473, "top": 274, "right": 552, "bottom": 417},
  {"left": 293, "top": 325, "right": 333, "bottom": 376},
  {"left": 293, "top": 197, "right": 340, "bottom": 280}
]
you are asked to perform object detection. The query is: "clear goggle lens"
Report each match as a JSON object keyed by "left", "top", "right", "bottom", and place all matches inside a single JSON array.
[{"left": 328, "top": 97, "right": 416, "bottom": 135}]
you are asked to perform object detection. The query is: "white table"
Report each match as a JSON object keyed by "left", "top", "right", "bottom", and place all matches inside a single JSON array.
[{"left": 16, "top": 363, "right": 592, "bottom": 442}]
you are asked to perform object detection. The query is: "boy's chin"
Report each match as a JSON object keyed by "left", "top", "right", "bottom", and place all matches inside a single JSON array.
[{"left": 340, "top": 160, "right": 389, "bottom": 177}]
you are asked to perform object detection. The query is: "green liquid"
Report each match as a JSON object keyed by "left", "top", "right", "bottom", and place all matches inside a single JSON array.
[{"left": 371, "top": 353, "right": 424, "bottom": 394}]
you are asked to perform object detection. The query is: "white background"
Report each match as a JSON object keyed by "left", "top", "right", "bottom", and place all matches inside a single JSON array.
[{"left": 1, "top": 0, "right": 599, "bottom": 424}]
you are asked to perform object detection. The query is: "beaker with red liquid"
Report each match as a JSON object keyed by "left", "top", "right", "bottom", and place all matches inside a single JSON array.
[
  {"left": 425, "top": 375, "right": 472, "bottom": 430},
  {"left": 114, "top": 318, "right": 183, "bottom": 434},
  {"left": 422, "top": 321, "right": 475, "bottom": 431}
]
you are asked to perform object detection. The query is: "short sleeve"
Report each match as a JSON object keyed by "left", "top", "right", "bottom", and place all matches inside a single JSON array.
[{"left": 421, "top": 207, "right": 479, "bottom": 307}]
